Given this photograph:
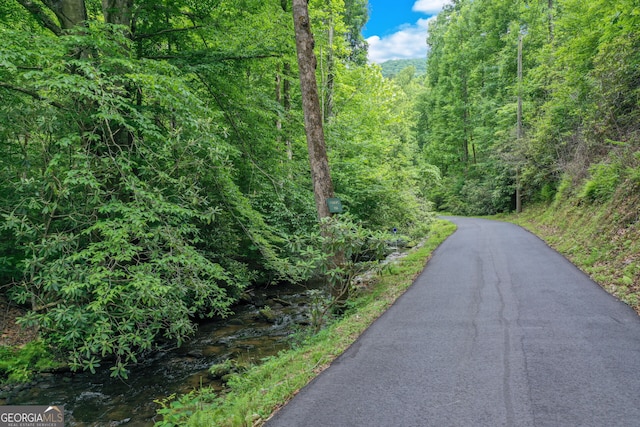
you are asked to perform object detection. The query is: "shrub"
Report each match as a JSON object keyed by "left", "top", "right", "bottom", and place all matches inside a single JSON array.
[
  {"left": 626, "top": 151, "right": 640, "bottom": 187},
  {"left": 539, "top": 182, "right": 557, "bottom": 203},
  {"left": 553, "top": 174, "right": 573, "bottom": 207},
  {"left": 0, "top": 341, "right": 60, "bottom": 384},
  {"left": 579, "top": 162, "right": 621, "bottom": 202}
]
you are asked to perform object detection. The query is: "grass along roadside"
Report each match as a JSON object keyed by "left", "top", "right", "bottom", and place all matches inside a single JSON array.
[{"left": 155, "top": 219, "right": 457, "bottom": 427}]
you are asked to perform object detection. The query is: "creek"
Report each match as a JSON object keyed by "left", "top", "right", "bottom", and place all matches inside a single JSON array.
[{"left": 1, "top": 282, "right": 321, "bottom": 426}]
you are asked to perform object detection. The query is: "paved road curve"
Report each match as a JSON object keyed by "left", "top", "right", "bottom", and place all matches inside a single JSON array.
[{"left": 266, "top": 217, "right": 640, "bottom": 427}]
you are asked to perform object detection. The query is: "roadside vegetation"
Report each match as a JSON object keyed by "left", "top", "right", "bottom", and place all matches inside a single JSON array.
[
  {"left": 418, "top": 0, "right": 639, "bottom": 313},
  {"left": 419, "top": 0, "right": 639, "bottom": 220},
  {"left": 155, "top": 219, "right": 456, "bottom": 426}
]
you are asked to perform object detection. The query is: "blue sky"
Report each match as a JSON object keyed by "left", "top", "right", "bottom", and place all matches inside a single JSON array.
[{"left": 364, "top": 0, "right": 451, "bottom": 63}]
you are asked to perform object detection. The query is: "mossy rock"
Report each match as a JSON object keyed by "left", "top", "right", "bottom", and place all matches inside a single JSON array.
[
  {"left": 208, "top": 359, "right": 235, "bottom": 379},
  {"left": 255, "top": 307, "right": 277, "bottom": 323}
]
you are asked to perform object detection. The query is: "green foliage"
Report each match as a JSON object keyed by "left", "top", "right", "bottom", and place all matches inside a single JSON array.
[
  {"left": 319, "top": 214, "right": 391, "bottom": 303},
  {"left": 328, "top": 64, "right": 434, "bottom": 230},
  {"left": 208, "top": 358, "right": 250, "bottom": 383},
  {"left": 628, "top": 152, "right": 640, "bottom": 186},
  {"left": 285, "top": 214, "right": 393, "bottom": 317},
  {"left": 553, "top": 175, "right": 574, "bottom": 207},
  {"left": 304, "top": 288, "right": 333, "bottom": 332},
  {"left": 379, "top": 58, "right": 427, "bottom": 78},
  {"left": 0, "top": 18, "right": 270, "bottom": 377},
  {"left": 208, "top": 359, "right": 237, "bottom": 379},
  {"left": 155, "top": 389, "right": 219, "bottom": 427},
  {"left": 342, "top": 0, "right": 369, "bottom": 64},
  {"left": 419, "top": 0, "right": 640, "bottom": 215},
  {"left": 0, "top": 341, "right": 60, "bottom": 384},
  {"left": 1, "top": 0, "right": 434, "bottom": 382},
  {"left": 538, "top": 182, "right": 557, "bottom": 204},
  {"left": 430, "top": 164, "right": 514, "bottom": 215},
  {"left": 579, "top": 162, "right": 622, "bottom": 202},
  {"left": 282, "top": 213, "right": 398, "bottom": 332}
]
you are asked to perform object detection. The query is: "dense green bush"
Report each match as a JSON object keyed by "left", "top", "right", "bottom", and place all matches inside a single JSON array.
[
  {"left": 0, "top": 24, "right": 269, "bottom": 379},
  {"left": 626, "top": 152, "right": 640, "bottom": 186},
  {"left": 431, "top": 173, "right": 513, "bottom": 216},
  {"left": 538, "top": 182, "right": 558, "bottom": 203},
  {"left": 579, "top": 162, "right": 622, "bottom": 202},
  {"left": 0, "top": 341, "right": 60, "bottom": 384}
]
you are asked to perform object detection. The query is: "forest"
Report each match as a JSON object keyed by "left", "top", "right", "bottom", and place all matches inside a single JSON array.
[
  {"left": 1, "top": 0, "right": 639, "bottom": 385},
  {"left": 0, "top": 0, "right": 432, "bottom": 379},
  {"left": 420, "top": 0, "right": 639, "bottom": 216},
  {"left": 379, "top": 58, "right": 427, "bottom": 78}
]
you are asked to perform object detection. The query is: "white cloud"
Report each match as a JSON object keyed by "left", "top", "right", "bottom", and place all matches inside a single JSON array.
[
  {"left": 412, "top": 0, "right": 450, "bottom": 14},
  {"left": 366, "top": 1, "right": 451, "bottom": 63},
  {"left": 367, "top": 17, "right": 434, "bottom": 63}
]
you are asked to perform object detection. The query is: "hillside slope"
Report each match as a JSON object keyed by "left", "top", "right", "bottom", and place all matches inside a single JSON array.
[{"left": 379, "top": 58, "right": 426, "bottom": 78}]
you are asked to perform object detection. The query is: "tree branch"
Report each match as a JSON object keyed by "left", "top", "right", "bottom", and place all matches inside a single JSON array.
[
  {"left": 0, "top": 82, "right": 66, "bottom": 109},
  {"left": 14, "top": 0, "right": 62, "bottom": 36},
  {"left": 195, "top": 72, "right": 282, "bottom": 195},
  {"left": 34, "top": 300, "right": 63, "bottom": 312}
]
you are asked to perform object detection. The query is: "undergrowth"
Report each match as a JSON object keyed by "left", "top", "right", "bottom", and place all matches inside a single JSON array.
[{"left": 0, "top": 341, "right": 61, "bottom": 384}]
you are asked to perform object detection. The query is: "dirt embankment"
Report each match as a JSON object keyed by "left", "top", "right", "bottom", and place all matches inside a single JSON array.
[{"left": 1, "top": 296, "right": 38, "bottom": 347}]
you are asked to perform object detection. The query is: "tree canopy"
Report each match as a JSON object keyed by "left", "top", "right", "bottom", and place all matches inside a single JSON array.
[
  {"left": 0, "top": 0, "right": 432, "bottom": 376},
  {"left": 418, "top": 0, "right": 639, "bottom": 215}
]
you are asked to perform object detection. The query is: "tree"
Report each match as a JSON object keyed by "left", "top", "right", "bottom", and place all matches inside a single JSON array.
[
  {"left": 2, "top": 0, "right": 288, "bottom": 377},
  {"left": 418, "top": 0, "right": 640, "bottom": 215},
  {"left": 342, "top": 0, "right": 368, "bottom": 65},
  {"left": 326, "top": 64, "right": 433, "bottom": 230},
  {"left": 292, "top": 0, "right": 336, "bottom": 222},
  {"left": 1, "top": 0, "right": 437, "bottom": 379}
]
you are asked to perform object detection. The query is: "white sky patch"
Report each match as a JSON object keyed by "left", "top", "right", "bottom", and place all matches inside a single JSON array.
[
  {"left": 367, "top": 17, "right": 434, "bottom": 63},
  {"left": 412, "top": 0, "right": 450, "bottom": 14},
  {"left": 366, "top": 0, "right": 450, "bottom": 63}
]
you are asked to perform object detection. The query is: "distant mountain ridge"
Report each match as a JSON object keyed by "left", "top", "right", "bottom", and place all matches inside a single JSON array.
[{"left": 379, "top": 58, "right": 427, "bottom": 78}]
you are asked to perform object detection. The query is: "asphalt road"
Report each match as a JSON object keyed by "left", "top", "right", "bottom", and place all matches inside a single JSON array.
[{"left": 265, "top": 217, "right": 640, "bottom": 427}]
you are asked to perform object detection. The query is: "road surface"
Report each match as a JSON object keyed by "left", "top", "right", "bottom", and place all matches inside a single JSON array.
[{"left": 266, "top": 217, "right": 640, "bottom": 427}]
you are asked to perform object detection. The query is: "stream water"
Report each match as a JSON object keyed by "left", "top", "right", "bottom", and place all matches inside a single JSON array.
[{"left": 1, "top": 282, "right": 320, "bottom": 426}]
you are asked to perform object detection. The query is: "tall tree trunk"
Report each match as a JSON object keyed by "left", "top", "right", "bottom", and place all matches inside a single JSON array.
[
  {"left": 42, "top": 0, "right": 87, "bottom": 30},
  {"left": 102, "top": 0, "right": 134, "bottom": 33},
  {"left": 101, "top": 0, "right": 135, "bottom": 148},
  {"left": 276, "top": 68, "right": 283, "bottom": 128},
  {"left": 292, "top": 0, "right": 335, "bottom": 221},
  {"left": 323, "top": 19, "right": 335, "bottom": 122},
  {"left": 283, "top": 62, "right": 293, "bottom": 161},
  {"left": 548, "top": 0, "right": 554, "bottom": 41},
  {"left": 275, "top": 63, "right": 294, "bottom": 162},
  {"left": 279, "top": 1, "right": 293, "bottom": 161},
  {"left": 461, "top": 74, "right": 470, "bottom": 166},
  {"left": 515, "top": 32, "right": 524, "bottom": 213}
]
